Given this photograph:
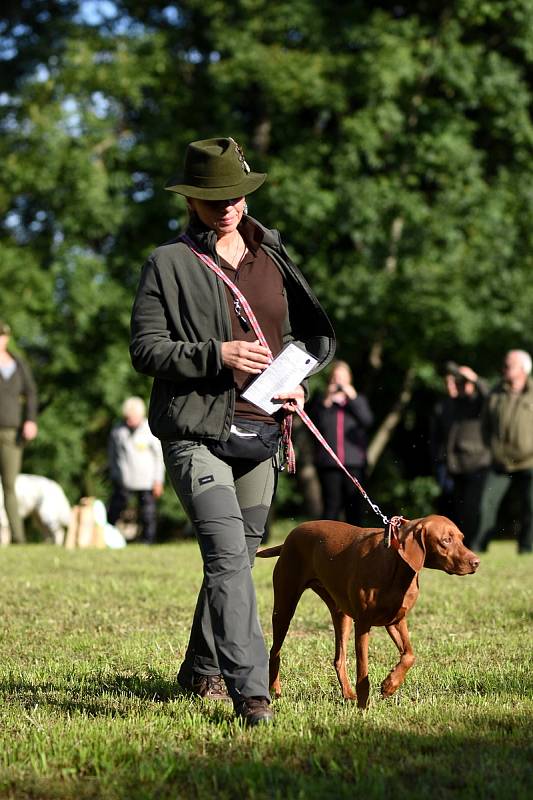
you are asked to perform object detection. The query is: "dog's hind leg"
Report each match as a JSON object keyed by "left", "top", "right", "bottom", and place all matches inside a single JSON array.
[
  {"left": 311, "top": 584, "right": 356, "bottom": 701},
  {"left": 268, "top": 558, "right": 306, "bottom": 699},
  {"left": 381, "top": 618, "right": 415, "bottom": 699},
  {"left": 354, "top": 623, "right": 372, "bottom": 708}
]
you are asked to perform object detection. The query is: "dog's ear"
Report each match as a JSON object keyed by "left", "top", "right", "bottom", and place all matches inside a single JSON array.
[{"left": 396, "top": 519, "right": 426, "bottom": 573}]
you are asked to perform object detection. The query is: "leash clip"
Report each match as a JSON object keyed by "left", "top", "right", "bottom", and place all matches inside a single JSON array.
[
  {"left": 384, "top": 521, "right": 392, "bottom": 548},
  {"left": 384, "top": 515, "right": 404, "bottom": 549}
]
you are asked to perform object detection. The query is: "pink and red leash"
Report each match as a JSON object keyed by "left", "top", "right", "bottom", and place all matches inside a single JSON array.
[
  {"left": 179, "top": 234, "right": 405, "bottom": 546},
  {"left": 293, "top": 405, "right": 405, "bottom": 546}
]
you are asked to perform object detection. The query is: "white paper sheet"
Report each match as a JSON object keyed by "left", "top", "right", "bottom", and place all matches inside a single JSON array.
[{"left": 241, "top": 343, "right": 318, "bottom": 414}]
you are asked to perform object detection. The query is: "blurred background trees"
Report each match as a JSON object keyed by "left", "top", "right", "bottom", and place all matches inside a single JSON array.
[{"left": 1, "top": 0, "right": 532, "bottom": 527}]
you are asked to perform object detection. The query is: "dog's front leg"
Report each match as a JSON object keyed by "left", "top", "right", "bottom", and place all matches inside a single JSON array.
[
  {"left": 354, "top": 624, "right": 371, "bottom": 709},
  {"left": 381, "top": 618, "right": 415, "bottom": 698}
]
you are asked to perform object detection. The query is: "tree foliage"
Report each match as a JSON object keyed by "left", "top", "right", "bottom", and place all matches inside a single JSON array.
[{"left": 1, "top": 0, "right": 532, "bottom": 518}]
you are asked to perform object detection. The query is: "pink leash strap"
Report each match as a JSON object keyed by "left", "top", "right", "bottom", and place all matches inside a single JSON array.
[
  {"left": 294, "top": 406, "right": 403, "bottom": 533},
  {"left": 179, "top": 234, "right": 402, "bottom": 541}
]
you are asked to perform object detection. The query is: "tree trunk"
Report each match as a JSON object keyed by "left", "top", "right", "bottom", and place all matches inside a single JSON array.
[
  {"left": 366, "top": 367, "right": 415, "bottom": 474},
  {"left": 368, "top": 215, "right": 404, "bottom": 373}
]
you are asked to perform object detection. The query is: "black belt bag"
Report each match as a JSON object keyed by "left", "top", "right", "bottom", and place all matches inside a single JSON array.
[{"left": 208, "top": 419, "right": 281, "bottom": 463}]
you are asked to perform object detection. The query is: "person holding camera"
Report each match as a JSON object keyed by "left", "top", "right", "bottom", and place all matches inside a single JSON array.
[
  {"left": 430, "top": 362, "right": 491, "bottom": 546},
  {"left": 308, "top": 360, "right": 373, "bottom": 524}
]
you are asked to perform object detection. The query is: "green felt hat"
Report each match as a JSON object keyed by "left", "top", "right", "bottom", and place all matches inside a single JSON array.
[{"left": 165, "top": 137, "right": 266, "bottom": 200}]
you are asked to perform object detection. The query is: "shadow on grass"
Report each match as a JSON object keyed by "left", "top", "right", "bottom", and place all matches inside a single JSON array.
[
  {"left": 160, "top": 725, "right": 532, "bottom": 800},
  {"left": 1, "top": 711, "right": 531, "bottom": 800},
  {"left": 0, "top": 671, "right": 183, "bottom": 717},
  {"left": 1, "top": 671, "right": 532, "bottom": 798}
]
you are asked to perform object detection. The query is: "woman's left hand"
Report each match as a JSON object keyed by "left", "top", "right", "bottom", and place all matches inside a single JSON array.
[{"left": 274, "top": 385, "right": 305, "bottom": 412}]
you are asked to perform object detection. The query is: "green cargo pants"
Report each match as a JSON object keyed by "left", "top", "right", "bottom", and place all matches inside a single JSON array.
[
  {"left": 163, "top": 439, "right": 276, "bottom": 702},
  {"left": 0, "top": 428, "right": 25, "bottom": 543}
]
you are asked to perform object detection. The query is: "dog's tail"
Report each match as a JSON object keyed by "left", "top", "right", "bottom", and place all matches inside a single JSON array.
[{"left": 256, "top": 544, "right": 283, "bottom": 558}]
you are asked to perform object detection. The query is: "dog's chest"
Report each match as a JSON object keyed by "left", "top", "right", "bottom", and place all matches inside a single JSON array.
[{"left": 342, "top": 572, "right": 419, "bottom": 625}]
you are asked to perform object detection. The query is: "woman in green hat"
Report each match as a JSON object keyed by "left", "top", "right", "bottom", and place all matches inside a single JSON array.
[{"left": 130, "top": 137, "right": 335, "bottom": 726}]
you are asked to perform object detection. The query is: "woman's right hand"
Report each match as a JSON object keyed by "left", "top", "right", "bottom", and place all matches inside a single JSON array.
[{"left": 221, "top": 339, "right": 272, "bottom": 374}]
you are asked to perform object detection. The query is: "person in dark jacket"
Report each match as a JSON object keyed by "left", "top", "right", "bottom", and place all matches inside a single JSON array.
[
  {"left": 308, "top": 360, "right": 373, "bottom": 525},
  {"left": 130, "top": 137, "right": 335, "bottom": 726},
  {"left": 430, "top": 363, "right": 490, "bottom": 546},
  {"left": 0, "top": 321, "right": 38, "bottom": 543},
  {"left": 471, "top": 349, "right": 533, "bottom": 554}
]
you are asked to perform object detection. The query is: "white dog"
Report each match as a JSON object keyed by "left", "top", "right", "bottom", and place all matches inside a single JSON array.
[{"left": 0, "top": 473, "right": 72, "bottom": 545}]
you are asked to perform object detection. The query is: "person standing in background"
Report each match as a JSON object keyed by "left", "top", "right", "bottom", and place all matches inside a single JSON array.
[
  {"left": 430, "top": 362, "right": 491, "bottom": 546},
  {"left": 471, "top": 350, "right": 533, "bottom": 554},
  {"left": 0, "top": 321, "right": 38, "bottom": 544},
  {"left": 107, "top": 396, "right": 165, "bottom": 545},
  {"left": 308, "top": 360, "right": 373, "bottom": 525}
]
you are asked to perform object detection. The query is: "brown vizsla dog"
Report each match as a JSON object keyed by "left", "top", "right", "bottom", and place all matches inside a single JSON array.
[{"left": 257, "top": 514, "right": 479, "bottom": 708}]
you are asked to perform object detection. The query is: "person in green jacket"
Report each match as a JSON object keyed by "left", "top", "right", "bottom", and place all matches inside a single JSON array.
[
  {"left": 471, "top": 349, "right": 533, "bottom": 554},
  {"left": 430, "top": 362, "right": 491, "bottom": 546},
  {"left": 0, "top": 321, "right": 38, "bottom": 543},
  {"left": 130, "top": 137, "right": 335, "bottom": 726}
]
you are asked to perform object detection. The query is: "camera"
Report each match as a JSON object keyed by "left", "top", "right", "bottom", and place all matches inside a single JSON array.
[
  {"left": 445, "top": 361, "right": 462, "bottom": 379},
  {"left": 445, "top": 361, "right": 468, "bottom": 389}
]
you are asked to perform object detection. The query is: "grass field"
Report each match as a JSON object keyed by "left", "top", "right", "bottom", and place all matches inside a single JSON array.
[{"left": 0, "top": 523, "right": 531, "bottom": 800}]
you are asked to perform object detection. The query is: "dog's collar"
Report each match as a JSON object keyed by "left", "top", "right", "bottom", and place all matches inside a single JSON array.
[{"left": 384, "top": 516, "right": 407, "bottom": 549}]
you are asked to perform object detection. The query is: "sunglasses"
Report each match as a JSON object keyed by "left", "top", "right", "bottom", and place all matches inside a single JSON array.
[{"left": 203, "top": 197, "right": 244, "bottom": 207}]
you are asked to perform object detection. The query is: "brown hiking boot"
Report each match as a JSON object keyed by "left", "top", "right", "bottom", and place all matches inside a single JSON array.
[
  {"left": 234, "top": 697, "right": 274, "bottom": 727},
  {"left": 178, "top": 670, "right": 231, "bottom": 701}
]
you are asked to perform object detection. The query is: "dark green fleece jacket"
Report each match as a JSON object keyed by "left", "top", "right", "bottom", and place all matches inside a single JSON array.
[
  {"left": 0, "top": 355, "right": 38, "bottom": 428},
  {"left": 130, "top": 216, "right": 336, "bottom": 441},
  {"left": 483, "top": 377, "right": 533, "bottom": 471}
]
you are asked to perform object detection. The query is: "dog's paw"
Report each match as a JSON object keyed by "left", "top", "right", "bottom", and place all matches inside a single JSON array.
[
  {"left": 341, "top": 688, "right": 357, "bottom": 701},
  {"left": 381, "top": 673, "right": 399, "bottom": 698}
]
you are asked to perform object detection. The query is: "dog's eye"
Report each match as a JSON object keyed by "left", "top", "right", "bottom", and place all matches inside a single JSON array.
[{"left": 441, "top": 537, "right": 451, "bottom": 546}]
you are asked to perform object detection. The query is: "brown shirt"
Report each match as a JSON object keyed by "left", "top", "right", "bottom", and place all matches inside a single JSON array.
[{"left": 220, "top": 224, "right": 287, "bottom": 421}]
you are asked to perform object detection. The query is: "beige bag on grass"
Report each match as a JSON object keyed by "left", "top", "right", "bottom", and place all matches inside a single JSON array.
[{"left": 64, "top": 497, "right": 106, "bottom": 549}]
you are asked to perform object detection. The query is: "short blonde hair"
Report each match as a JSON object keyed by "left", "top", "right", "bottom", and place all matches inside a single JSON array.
[{"left": 121, "top": 396, "right": 146, "bottom": 418}]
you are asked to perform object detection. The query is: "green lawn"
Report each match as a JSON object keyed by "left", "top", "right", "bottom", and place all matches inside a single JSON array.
[{"left": 0, "top": 524, "right": 531, "bottom": 799}]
